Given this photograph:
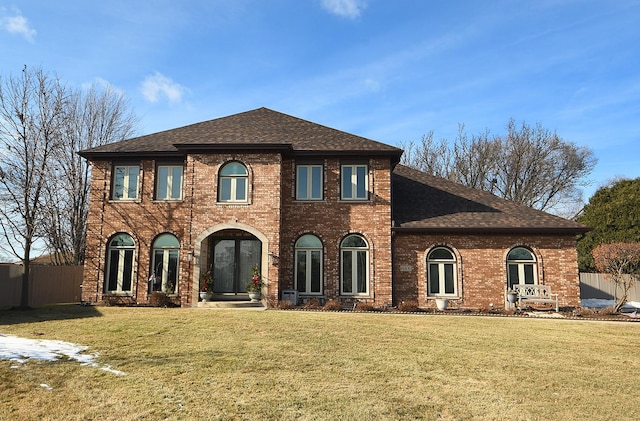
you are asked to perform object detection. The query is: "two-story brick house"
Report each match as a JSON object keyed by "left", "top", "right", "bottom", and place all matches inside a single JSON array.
[{"left": 79, "top": 107, "right": 588, "bottom": 309}]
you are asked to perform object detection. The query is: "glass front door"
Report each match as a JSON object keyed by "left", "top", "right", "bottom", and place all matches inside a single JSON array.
[{"left": 212, "top": 234, "right": 261, "bottom": 294}]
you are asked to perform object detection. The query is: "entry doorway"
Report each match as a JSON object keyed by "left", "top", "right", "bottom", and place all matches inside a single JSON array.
[{"left": 209, "top": 230, "right": 261, "bottom": 295}]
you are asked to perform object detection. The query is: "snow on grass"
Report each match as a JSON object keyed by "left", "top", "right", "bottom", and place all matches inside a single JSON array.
[
  {"left": 581, "top": 299, "right": 640, "bottom": 310},
  {"left": 0, "top": 334, "right": 125, "bottom": 376}
]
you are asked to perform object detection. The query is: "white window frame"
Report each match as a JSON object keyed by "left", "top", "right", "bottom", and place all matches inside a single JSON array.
[
  {"left": 294, "top": 235, "right": 323, "bottom": 295},
  {"left": 218, "top": 162, "right": 248, "bottom": 203},
  {"left": 341, "top": 164, "right": 368, "bottom": 201},
  {"left": 151, "top": 234, "right": 180, "bottom": 294},
  {"left": 156, "top": 165, "right": 183, "bottom": 200},
  {"left": 340, "top": 235, "right": 369, "bottom": 296},
  {"left": 296, "top": 164, "right": 323, "bottom": 201},
  {"left": 507, "top": 247, "right": 538, "bottom": 290},
  {"left": 112, "top": 165, "right": 139, "bottom": 200},
  {"left": 427, "top": 247, "right": 457, "bottom": 297},
  {"left": 105, "top": 234, "right": 135, "bottom": 294}
]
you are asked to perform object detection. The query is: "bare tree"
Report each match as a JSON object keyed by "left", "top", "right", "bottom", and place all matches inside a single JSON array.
[
  {"left": 0, "top": 66, "right": 66, "bottom": 308},
  {"left": 43, "top": 82, "right": 138, "bottom": 265},
  {"left": 592, "top": 242, "right": 640, "bottom": 312},
  {"left": 400, "top": 119, "right": 596, "bottom": 214}
]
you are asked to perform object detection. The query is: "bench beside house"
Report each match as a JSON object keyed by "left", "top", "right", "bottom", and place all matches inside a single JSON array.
[{"left": 513, "top": 284, "right": 559, "bottom": 312}]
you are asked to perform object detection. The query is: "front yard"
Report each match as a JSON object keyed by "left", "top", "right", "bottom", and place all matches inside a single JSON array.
[{"left": 1, "top": 305, "right": 639, "bottom": 420}]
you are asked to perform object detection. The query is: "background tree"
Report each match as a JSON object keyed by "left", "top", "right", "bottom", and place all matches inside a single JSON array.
[
  {"left": 576, "top": 177, "right": 640, "bottom": 271},
  {"left": 43, "top": 83, "right": 137, "bottom": 265},
  {"left": 592, "top": 242, "right": 640, "bottom": 312},
  {"left": 0, "top": 66, "right": 66, "bottom": 308},
  {"left": 400, "top": 119, "right": 596, "bottom": 216}
]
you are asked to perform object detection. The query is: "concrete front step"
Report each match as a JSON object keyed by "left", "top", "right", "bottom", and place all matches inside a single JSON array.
[{"left": 197, "top": 301, "right": 266, "bottom": 310}]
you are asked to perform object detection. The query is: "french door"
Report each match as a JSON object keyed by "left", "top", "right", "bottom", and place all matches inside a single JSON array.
[{"left": 212, "top": 236, "right": 261, "bottom": 294}]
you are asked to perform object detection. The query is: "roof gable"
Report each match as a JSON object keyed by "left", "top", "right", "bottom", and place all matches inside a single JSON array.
[
  {"left": 79, "top": 107, "right": 402, "bottom": 159},
  {"left": 392, "top": 165, "right": 589, "bottom": 234}
]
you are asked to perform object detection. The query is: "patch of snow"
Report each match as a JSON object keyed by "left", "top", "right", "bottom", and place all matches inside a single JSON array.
[
  {"left": 40, "top": 383, "right": 53, "bottom": 390},
  {"left": 581, "top": 299, "right": 640, "bottom": 310},
  {"left": 0, "top": 334, "right": 125, "bottom": 376}
]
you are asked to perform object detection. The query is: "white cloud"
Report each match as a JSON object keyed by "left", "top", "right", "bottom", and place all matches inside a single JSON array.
[
  {"left": 140, "top": 72, "right": 187, "bottom": 103},
  {"left": 0, "top": 11, "right": 36, "bottom": 42},
  {"left": 321, "top": 0, "right": 367, "bottom": 19}
]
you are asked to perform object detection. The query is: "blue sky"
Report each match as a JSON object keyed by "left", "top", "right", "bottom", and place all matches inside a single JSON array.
[{"left": 1, "top": 0, "right": 639, "bottom": 201}]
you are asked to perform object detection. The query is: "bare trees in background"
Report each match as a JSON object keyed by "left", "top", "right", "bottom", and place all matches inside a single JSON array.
[
  {"left": 44, "top": 83, "right": 137, "bottom": 265},
  {"left": 400, "top": 119, "right": 596, "bottom": 216},
  {"left": 0, "top": 66, "right": 137, "bottom": 307}
]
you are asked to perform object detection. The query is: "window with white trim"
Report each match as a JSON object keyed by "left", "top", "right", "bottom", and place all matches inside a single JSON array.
[
  {"left": 295, "top": 234, "right": 323, "bottom": 295},
  {"left": 156, "top": 165, "right": 183, "bottom": 200},
  {"left": 150, "top": 234, "right": 180, "bottom": 294},
  {"left": 296, "top": 164, "right": 323, "bottom": 200},
  {"left": 218, "top": 162, "right": 248, "bottom": 202},
  {"left": 427, "top": 247, "right": 457, "bottom": 297},
  {"left": 112, "top": 165, "right": 139, "bottom": 200},
  {"left": 105, "top": 233, "right": 135, "bottom": 293},
  {"left": 507, "top": 247, "right": 537, "bottom": 290},
  {"left": 341, "top": 164, "right": 368, "bottom": 200},
  {"left": 340, "top": 234, "right": 369, "bottom": 295}
]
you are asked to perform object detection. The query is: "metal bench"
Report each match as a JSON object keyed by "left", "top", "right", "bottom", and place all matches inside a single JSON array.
[{"left": 513, "top": 284, "right": 559, "bottom": 312}]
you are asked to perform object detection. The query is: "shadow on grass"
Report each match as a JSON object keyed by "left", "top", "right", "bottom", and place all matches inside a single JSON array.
[{"left": 0, "top": 304, "right": 103, "bottom": 326}]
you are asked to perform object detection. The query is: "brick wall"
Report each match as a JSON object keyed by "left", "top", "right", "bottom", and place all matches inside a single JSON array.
[
  {"left": 393, "top": 232, "right": 581, "bottom": 309},
  {"left": 279, "top": 157, "right": 393, "bottom": 307}
]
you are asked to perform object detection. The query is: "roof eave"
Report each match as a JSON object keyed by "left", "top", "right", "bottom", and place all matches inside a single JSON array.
[{"left": 392, "top": 226, "right": 592, "bottom": 235}]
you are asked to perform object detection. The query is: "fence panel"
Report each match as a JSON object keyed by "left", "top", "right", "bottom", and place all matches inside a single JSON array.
[
  {"left": 0, "top": 264, "right": 83, "bottom": 307},
  {"left": 580, "top": 272, "right": 640, "bottom": 301}
]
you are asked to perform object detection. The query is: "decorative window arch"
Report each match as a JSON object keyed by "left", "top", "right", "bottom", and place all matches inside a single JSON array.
[
  {"left": 506, "top": 247, "right": 538, "bottom": 290},
  {"left": 218, "top": 161, "right": 248, "bottom": 202},
  {"left": 427, "top": 247, "right": 457, "bottom": 297},
  {"left": 340, "top": 234, "right": 369, "bottom": 295},
  {"left": 151, "top": 233, "right": 180, "bottom": 294},
  {"left": 105, "top": 233, "right": 135, "bottom": 293},
  {"left": 295, "top": 234, "right": 323, "bottom": 295}
]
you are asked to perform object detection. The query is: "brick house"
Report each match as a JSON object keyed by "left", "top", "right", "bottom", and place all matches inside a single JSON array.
[{"left": 79, "top": 108, "right": 588, "bottom": 309}]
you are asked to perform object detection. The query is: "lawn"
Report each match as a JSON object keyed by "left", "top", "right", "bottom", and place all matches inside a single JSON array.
[{"left": 1, "top": 306, "right": 639, "bottom": 420}]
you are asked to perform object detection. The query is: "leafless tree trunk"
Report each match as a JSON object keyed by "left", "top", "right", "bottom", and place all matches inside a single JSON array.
[
  {"left": 0, "top": 66, "right": 66, "bottom": 308},
  {"left": 400, "top": 119, "right": 596, "bottom": 215},
  {"left": 42, "top": 82, "right": 138, "bottom": 265}
]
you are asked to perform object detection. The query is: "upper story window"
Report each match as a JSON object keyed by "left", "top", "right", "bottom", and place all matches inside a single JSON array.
[
  {"left": 507, "top": 247, "right": 538, "bottom": 290},
  {"left": 341, "top": 164, "right": 368, "bottom": 201},
  {"left": 112, "top": 164, "right": 139, "bottom": 200},
  {"left": 427, "top": 247, "right": 457, "bottom": 297},
  {"left": 156, "top": 165, "right": 183, "bottom": 200},
  {"left": 218, "top": 162, "right": 248, "bottom": 203},
  {"left": 296, "top": 164, "right": 323, "bottom": 200}
]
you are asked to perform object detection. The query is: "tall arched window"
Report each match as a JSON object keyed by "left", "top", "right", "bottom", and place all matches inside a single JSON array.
[
  {"left": 507, "top": 247, "right": 537, "bottom": 290},
  {"left": 105, "top": 233, "right": 135, "bottom": 293},
  {"left": 151, "top": 234, "right": 180, "bottom": 294},
  {"left": 340, "top": 234, "right": 369, "bottom": 295},
  {"left": 295, "top": 234, "right": 323, "bottom": 295},
  {"left": 427, "top": 247, "right": 457, "bottom": 297},
  {"left": 218, "top": 162, "right": 248, "bottom": 202}
]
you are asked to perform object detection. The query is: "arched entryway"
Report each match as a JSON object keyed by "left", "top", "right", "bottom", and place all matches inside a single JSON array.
[{"left": 193, "top": 222, "right": 269, "bottom": 301}]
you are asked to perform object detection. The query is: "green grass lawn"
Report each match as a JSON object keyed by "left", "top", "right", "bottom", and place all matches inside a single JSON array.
[{"left": 1, "top": 306, "right": 639, "bottom": 420}]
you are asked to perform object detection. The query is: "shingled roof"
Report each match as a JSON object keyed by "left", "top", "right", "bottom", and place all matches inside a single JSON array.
[
  {"left": 392, "top": 164, "right": 590, "bottom": 234},
  {"left": 79, "top": 107, "right": 403, "bottom": 159}
]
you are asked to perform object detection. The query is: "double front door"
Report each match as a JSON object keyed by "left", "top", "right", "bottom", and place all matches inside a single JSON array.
[{"left": 211, "top": 234, "right": 261, "bottom": 294}]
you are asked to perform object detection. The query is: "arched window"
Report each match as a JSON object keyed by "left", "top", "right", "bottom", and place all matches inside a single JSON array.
[
  {"left": 340, "top": 234, "right": 369, "bottom": 295},
  {"left": 151, "top": 234, "right": 180, "bottom": 294},
  {"left": 218, "top": 162, "right": 248, "bottom": 202},
  {"left": 507, "top": 247, "right": 537, "bottom": 290},
  {"left": 427, "top": 247, "right": 457, "bottom": 296},
  {"left": 295, "top": 235, "right": 323, "bottom": 295},
  {"left": 105, "top": 233, "right": 135, "bottom": 293}
]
